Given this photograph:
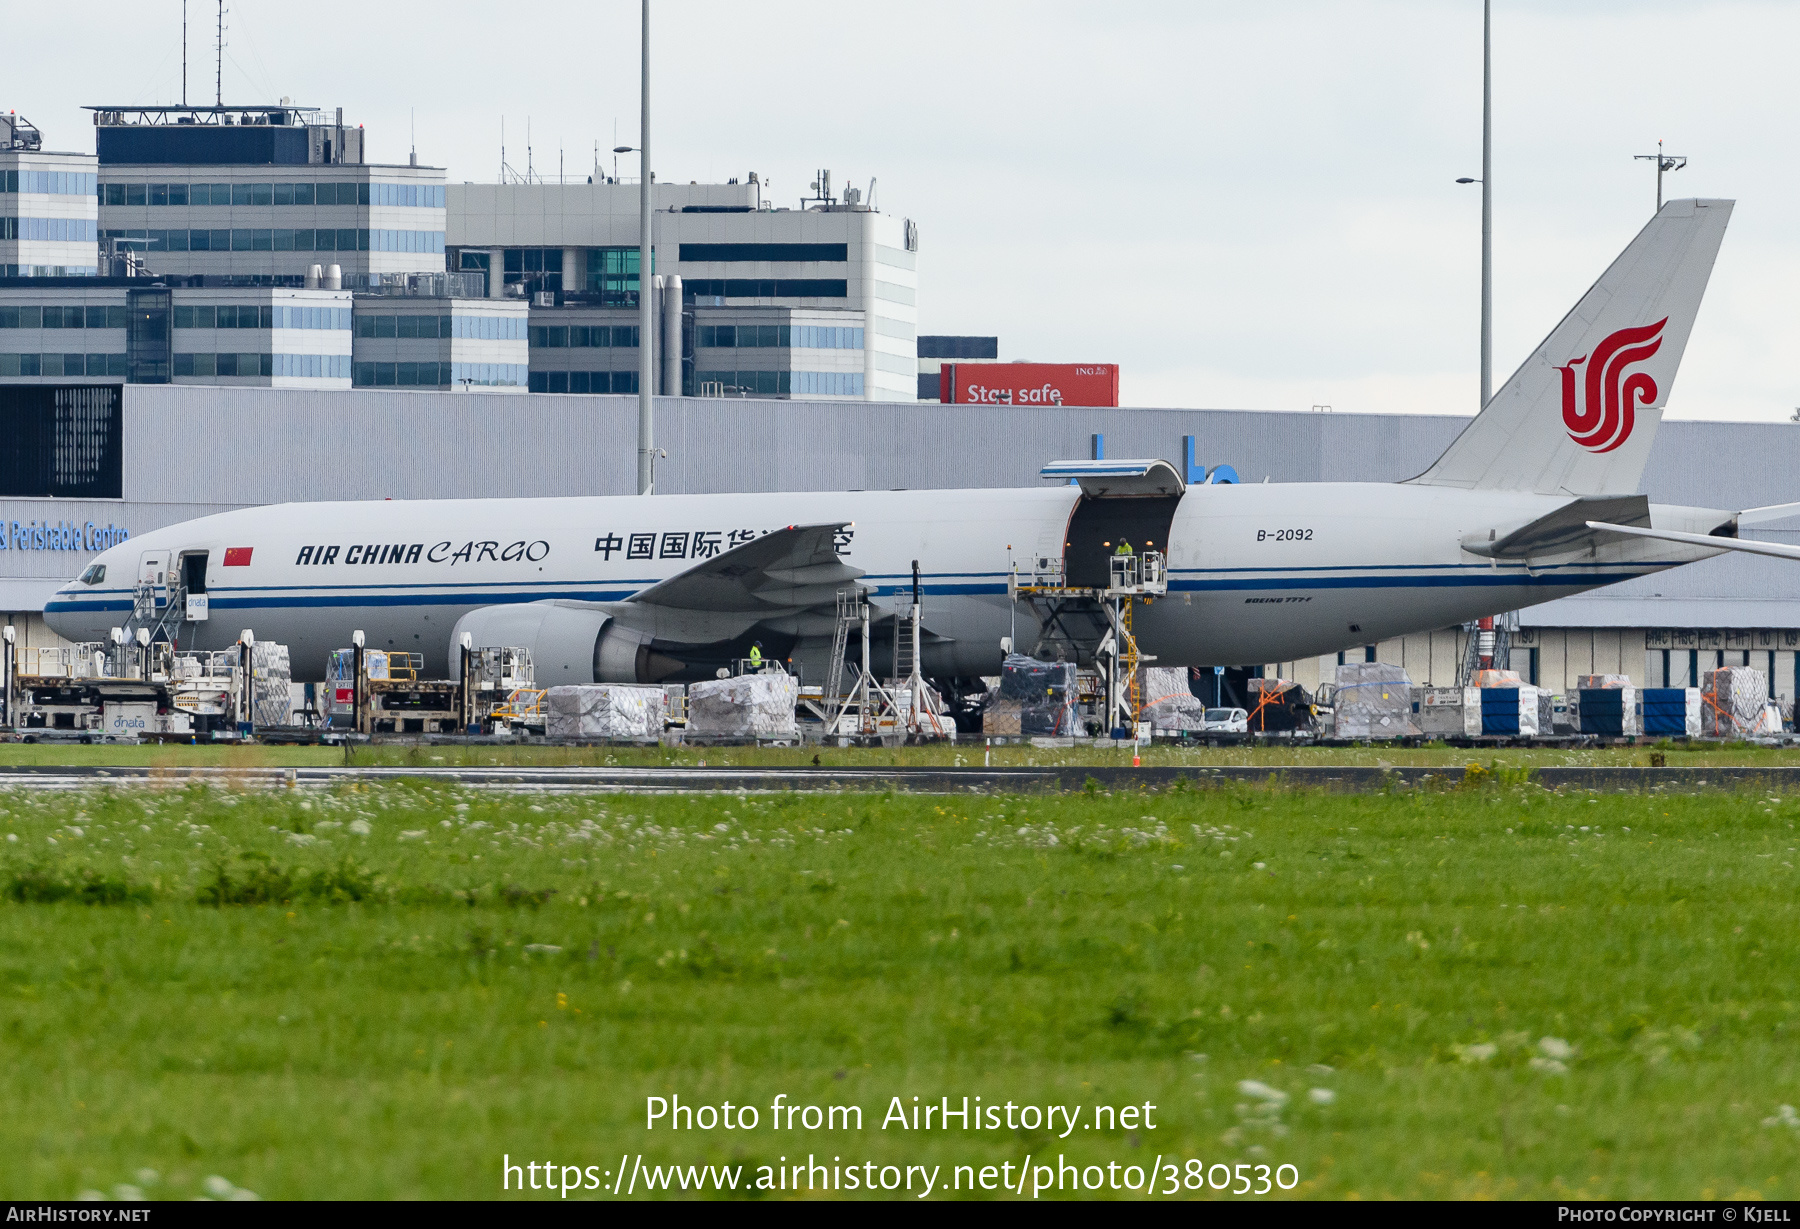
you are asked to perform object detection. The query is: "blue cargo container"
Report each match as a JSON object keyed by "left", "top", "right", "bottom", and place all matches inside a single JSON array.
[
  {"left": 1580, "top": 688, "right": 1631, "bottom": 736},
  {"left": 1481, "top": 688, "right": 1529, "bottom": 735},
  {"left": 1642, "top": 688, "right": 1696, "bottom": 737}
]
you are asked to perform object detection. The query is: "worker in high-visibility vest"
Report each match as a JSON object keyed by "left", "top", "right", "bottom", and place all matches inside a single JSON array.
[
  {"left": 748, "top": 641, "right": 764, "bottom": 672},
  {"left": 1115, "top": 540, "right": 1134, "bottom": 556}
]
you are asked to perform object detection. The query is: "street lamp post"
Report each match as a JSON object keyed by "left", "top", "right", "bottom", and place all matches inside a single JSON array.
[
  {"left": 1454, "top": 0, "right": 1494, "bottom": 410},
  {"left": 634, "top": 0, "right": 654, "bottom": 494}
]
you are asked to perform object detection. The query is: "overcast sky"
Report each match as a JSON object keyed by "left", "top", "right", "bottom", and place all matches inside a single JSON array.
[{"left": 9, "top": 1, "right": 1797, "bottom": 420}]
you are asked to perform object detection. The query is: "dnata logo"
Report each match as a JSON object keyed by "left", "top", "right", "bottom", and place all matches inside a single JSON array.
[{"left": 1558, "top": 318, "right": 1667, "bottom": 454}]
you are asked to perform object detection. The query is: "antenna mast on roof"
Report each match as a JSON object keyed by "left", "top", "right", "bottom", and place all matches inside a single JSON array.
[
  {"left": 214, "top": 1, "right": 226, "bottom": 108},
  {"left": 182, "top": 1, "right": 188, "bottom": 106}
]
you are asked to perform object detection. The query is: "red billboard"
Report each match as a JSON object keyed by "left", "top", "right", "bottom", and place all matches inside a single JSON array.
[{"left": 939, "top": 363, "right": 1119, "bottom": 407}]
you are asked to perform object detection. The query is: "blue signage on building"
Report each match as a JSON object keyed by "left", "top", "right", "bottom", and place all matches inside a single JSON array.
[{"left": 0, "top": 520, "right": 130, "bottom": 552}]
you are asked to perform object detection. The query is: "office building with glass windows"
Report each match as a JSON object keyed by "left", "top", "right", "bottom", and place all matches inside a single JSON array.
[
  {"left": 2, "top": 113, "right": 99, "bottom": 278},
  {"left": 0, "top": 280, "right": 353, "bottom": 388},
  {"left": 449, "top": 178, "right": 918, "bottom": 401},
  {"left": 89, "top": 103, "right": 446, "bottom": 284},
  {"left": 351, "top": 293, "right": 528, "bottom": 392}
]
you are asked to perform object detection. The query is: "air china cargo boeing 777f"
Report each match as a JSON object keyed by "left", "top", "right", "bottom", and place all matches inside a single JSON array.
[{"left": 43, "top": 199, "right": 1800, "bottom": 688}]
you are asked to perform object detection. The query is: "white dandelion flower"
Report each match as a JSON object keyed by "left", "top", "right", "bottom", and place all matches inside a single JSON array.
[
  {"left": 1538, "top": 1036, "right": 1575, "bottom": 1061},
  {"left": 1236, "top": 1080, "right": 1288, "bottom": 1106},
  {"left": 1528, "top": 1056, "right": 1568, "bottom": 1075},
  {"left": 1308, "top": 1088, "right": 1336, "bottom": 1105}
]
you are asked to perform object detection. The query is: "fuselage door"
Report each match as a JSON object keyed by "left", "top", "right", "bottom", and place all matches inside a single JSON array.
[
  {"left": 138, "top": 549, "right": 171, "bottom": 588},
  {"left": 181, "top": 552, "right": 209, "bottom": 595},
  {"left": 180, "top": 551, "right": 210, "bottom": 621}
]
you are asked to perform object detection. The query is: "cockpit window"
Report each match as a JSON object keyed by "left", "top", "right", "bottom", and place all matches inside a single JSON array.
[{"left": 78, "top": 563, "right": 106, "bottom": 586}]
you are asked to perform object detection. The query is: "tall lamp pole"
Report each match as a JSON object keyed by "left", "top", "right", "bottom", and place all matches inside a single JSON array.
[
  {"left": 636, "top": 0, "right": 654, "bottom": 494},
  {"left": 1455, "top": 0, "right": 1493, "bottom": 409},
  {"left": 1634, "top": 140, "right": 1686, "bottom": 214}
]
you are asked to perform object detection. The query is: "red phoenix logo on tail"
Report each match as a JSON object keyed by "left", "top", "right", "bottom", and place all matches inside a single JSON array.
[{"left": 1559, "top": 318, "right": 1667, "bottom": 453}]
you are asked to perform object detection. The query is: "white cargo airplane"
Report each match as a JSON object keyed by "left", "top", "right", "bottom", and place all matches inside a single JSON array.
[{"left": 45, "top": 198, "right": 1794, "bottom": 690}]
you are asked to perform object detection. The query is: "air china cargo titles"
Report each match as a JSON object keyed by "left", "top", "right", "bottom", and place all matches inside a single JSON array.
[{"left": 294, "top": 540, "right": 550, "bottom": 566}]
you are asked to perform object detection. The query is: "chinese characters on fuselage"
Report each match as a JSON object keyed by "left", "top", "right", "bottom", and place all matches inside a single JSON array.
[{"left": 592, "top": 526, "right": 854, "bottom": 562}]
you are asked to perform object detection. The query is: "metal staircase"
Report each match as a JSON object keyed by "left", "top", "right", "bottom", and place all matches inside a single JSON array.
[
  {"left": 892, "top": 608, "right": 917, "bottom": 680},
  {"left": 123, "top": 580, "right": 187, "bottom": 646},
  {"left": 822, "top": 589, "right": 858, "bottom": 728}
]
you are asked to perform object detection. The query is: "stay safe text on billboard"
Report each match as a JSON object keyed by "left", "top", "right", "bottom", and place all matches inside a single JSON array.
[{"left": 939, "top": 363, "right": 1120, "bottom": 408}]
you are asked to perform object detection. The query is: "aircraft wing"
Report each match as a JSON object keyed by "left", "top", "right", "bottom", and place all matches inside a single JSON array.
[
  {"left": 628, "top": 522, "right": 865, "bottom": 612},
  {"left": 1584, "top": 520, "right": 1800, "bottom": 562}
]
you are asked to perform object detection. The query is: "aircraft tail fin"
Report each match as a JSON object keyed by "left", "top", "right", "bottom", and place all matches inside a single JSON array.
[{"left": 1408, "top": 198, "right": 1733, "bottom": 496}]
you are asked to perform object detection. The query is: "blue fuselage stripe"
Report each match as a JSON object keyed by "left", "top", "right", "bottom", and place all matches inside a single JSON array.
[{"left": 45, "top": 565, "right": 1660, "bottom": 617}]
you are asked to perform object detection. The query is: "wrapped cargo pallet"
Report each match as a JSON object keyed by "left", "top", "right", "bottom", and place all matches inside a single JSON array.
[
  {"left": 1641, "top": 688, "right": 1702, "bottom": 737},
  {"left": 545, "top": 685, "right": 667, "bottom": 740},
  {"left": 249, "top": 642, "right": 293, "bottom": 727},
  {"left": 1578, "top": 686, "right": 1639, "bottom": 736},
  {"left": 981, "top": 698, "right": 1023, "bottom": 736},
  {"left": 1701, "top": 667, "right": 1768, "bottom": 737},
  {"left": 994, "top": 654, "right": 1080, "bottom": 737},
  {"left": 1333, "top": 663, "right": 1420, "bottom": 739},
  {"left": 1577, "top": 674, "right": 1632, "bottom": 690},
  {"left": 1478, "top": 686, "right": 1540, "bottom": 736},
  {"left": 1245, "top": 677, "right": 1313, "bottom": 732},
  {"left": 686, "top": 673, "right": 799, "bottom": 739},
  {"left": 1142, "top": 666, "right": 1207, "bottom": 732}
]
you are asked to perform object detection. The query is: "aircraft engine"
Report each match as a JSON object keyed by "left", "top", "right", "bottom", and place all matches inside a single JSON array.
[{"left": 448, "top": 602, "right": 682, "bottom": 685}]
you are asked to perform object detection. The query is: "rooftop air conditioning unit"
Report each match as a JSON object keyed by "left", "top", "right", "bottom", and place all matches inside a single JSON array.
[{"left": 532, "top": 291, "right": 555, "bottom": 307}]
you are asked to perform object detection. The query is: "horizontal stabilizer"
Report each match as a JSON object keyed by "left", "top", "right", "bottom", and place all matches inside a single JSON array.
[
  {"left": 1584, "top": 520, "right": 1800, "bottom": 563},
  {"left": 1737, "top": 501, "right": 1800, "bottom": 526},
  {"left": 1463, "top": 494, "right": 1649, "bottom": 558}
]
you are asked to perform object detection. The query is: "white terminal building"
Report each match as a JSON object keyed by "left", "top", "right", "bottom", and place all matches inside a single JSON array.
[
  {"left": 449, "top": 170, "right": 918, "bottom": 401},
  {"left": 2, "top": 113, "right": 98, "bottom": 278},
  {"left": 0, "top": 109, "right": 916, "bottom": 401},
  {"left": 0, "top": 103, "right": 527, "bottom": 391}
]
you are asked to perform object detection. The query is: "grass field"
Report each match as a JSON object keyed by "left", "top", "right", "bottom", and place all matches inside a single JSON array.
[
  {"left": 1, "top": 737, "right": 1799, "bottom": 771},
  {"left": 3, "top": 776, "right": 1799, "bottom": 1200}
]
